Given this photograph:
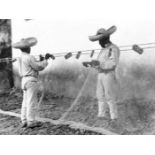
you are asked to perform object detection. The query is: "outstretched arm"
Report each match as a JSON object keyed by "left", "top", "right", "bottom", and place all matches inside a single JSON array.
[{"left": 29, "top": 56, "right": 48, "bottom": 71}]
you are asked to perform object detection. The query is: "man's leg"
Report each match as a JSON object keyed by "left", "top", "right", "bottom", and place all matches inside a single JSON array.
[
  {"left": 21, "top": 90, "right": 27, "bottom": 126},
  {"left": 96, "top": 74, "right": 108, "bottom": 118},
  {"left": 26, "top": 81, "right": 39, "bottom": 123},
  {"left": 97, "top": 101, "right": 109, "bottom": 118},
  {"left": 26, "top": 81, "right": 42, "bottom": 128},
  {"left": 107, "top": 100, "right": 118, "bottom": 120},
  {"left": 104, "top": 72, "right": 118, "bottom": 120}
]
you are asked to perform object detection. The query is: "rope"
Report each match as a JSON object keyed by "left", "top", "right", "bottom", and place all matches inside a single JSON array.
[
  {"left": 119, "top": 42, "right": 155, "bottom": 48},
  {"left": 1, "top": 43, "right": 155, "bottom": 63},
  {"left": 0, "top": 109, "right": 117, "bottom": 135}
]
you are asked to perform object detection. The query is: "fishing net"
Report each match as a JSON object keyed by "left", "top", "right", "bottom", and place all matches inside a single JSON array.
[
  {"left": 1, "top": 47, "right": 155, "bottom": 134},
  {"left": 36, "top": 47, "right": 155, "bottom": 134}
]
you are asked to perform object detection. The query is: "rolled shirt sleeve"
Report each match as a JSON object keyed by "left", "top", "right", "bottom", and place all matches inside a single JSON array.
[{"left": 29, "top": 56, "right": 48, "bottom": 71}]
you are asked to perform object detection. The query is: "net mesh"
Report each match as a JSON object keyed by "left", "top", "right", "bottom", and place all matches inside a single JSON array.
[
  {"left": 1, "top": 48, "right": 155, "bottom": 134},
  {"left": 37, "top": 48, "right": 155, "bottom": 134}
]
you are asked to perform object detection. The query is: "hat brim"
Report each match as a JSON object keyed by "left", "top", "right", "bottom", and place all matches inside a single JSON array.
[
  {"left": 89, "top": 26, "right": 117, "bottom": 42},
  {"left": 13, "top": 37, "right": 38, "bottom": 49}
]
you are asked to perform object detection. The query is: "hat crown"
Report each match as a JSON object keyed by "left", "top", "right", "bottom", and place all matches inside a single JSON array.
[{"left": 97, "top": 28, "right": 106, "bottom": 35}]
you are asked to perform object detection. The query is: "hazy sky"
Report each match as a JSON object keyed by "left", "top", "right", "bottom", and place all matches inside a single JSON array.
[
  {"left": 11, "top": 19, "right": 155, "bottom": 68},
  {"left": 12, "top": 19, "right": 155, "bottom": 57}
]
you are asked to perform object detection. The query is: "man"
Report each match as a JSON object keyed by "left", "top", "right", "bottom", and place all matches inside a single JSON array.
[
  {"left": 89, "top": 26, "right": 120, "bottom": 122},
  {"left": 13, "top": 37, "right": 51, "bottom": 128}
]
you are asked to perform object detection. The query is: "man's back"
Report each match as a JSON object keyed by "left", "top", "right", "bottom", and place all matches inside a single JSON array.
[{"left": 18, "top": 53, "right": 47, "bottom": 78}]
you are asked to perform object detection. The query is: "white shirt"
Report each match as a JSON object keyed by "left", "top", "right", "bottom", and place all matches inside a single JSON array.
[
  {"left": 17, "top": 52, "right": 48, "bottom": 89},
  {"left": 97, "top": 43, "right": 120, "bottom": 72},
  {"left": 18, "top": 52, "right": 48, "bottom": 78}
]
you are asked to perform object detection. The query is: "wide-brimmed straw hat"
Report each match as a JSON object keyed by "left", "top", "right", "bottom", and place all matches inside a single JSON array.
[
  {"left": 12, "top": 37, "right": 38, "bottom": 49},
  {"left": 89, "top": 26, "right": 117, "bottom": 42}
]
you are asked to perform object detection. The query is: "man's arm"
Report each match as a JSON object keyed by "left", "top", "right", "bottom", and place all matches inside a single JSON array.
[
  {"left": 82, "top": 60, "right": 100, "bottom": 68},
  {"left": 29, "top": 56, "right": 48, "bottom": 71}
]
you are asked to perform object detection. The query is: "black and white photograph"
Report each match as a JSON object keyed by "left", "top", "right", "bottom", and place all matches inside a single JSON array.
[
  {"left": 2, "top": 0, "right": 155, "bottom": 154},
  {"left": 0, "top": 19, "right": 155, "bottom": 135}
]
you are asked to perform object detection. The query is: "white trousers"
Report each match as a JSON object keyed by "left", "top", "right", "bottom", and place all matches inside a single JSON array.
[
  {"left": 96, "top": 71, "right": 118, "bottom": 119},
  {"left": 21, "top": 80, "right": 39, "bottom": 123}
]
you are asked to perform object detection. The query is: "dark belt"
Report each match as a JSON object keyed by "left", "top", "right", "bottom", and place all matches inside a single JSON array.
[
  {"left": 22, "top": 75, "right": 37, "bottom": 78},
  {"left": 98, "top": 68, "right": 115, "bottom": 73}
]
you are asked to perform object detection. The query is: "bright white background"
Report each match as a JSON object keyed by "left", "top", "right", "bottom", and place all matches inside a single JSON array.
[
  {"left": 12, "top": 19, "right": 155, "bottom": 57},
  {"left": 1, "top": 0, "right": 155, "bottom": 155},
  {"left": 12, "top": 19, "right": 155, "bottom": 68}
]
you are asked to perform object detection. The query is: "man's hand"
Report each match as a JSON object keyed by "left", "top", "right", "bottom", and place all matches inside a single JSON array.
[
  {"left": 91, "top": 60, "right": 100, "bottom": 67},
  {"left": 82, "top": 60, "right": 100, "bottom": 68},
  {"left": 39, "top": 55, "right": 45, "bottom": 61},
  {"left": 45, "top": 53, "right": 51, "bottom": 60},
  {"left": 45, "top": 53, "right": 55, "bottom": 60},
  {"left": 82, "top": 62, "right": 91, "bottom": 67},
  {"left": 50, "top": 54, "right": 55, "bottom": 60}
]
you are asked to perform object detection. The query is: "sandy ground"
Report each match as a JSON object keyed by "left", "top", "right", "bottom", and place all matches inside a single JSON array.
[
  {"left": 1, "top": 89, "right": 155, "bottom": 135},
  {"left": 0, "top": 90, "right": 101, "bottom": 135},
  {"left": 0, "top": 114, "right": 101, "bottom": 135}
]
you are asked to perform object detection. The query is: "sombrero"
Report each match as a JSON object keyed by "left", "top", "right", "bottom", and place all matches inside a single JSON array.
[
  {"left": 89, "top": 26, "right": 117, "bottom": 42},
  {"left": 12, "top": 37, "right": 38, "bottom": 49}
]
